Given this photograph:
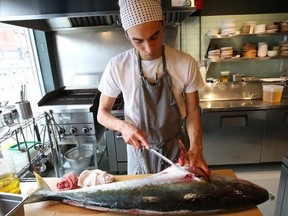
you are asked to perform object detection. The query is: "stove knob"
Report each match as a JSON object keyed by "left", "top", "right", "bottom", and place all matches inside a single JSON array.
[
  {"left": 58, "top": 128, "right": 66, "bottom": 137},
  {"left": 82, "top": 127, "right": 90, "bottom": 134},
  {"left": 70, "top": 127, "right": 77, "bottom": 135}
]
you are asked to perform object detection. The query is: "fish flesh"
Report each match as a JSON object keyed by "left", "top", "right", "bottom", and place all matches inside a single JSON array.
[{"left": 25, "top": 165, "right": 269, "bottom": 215}]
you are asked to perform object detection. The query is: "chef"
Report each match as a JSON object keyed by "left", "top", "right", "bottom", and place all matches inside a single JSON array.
[{"left": 97, "top": 0, "right": 210, "bottom": 176}]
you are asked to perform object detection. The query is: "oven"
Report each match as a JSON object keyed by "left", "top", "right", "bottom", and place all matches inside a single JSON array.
[{"left": 38, "top": 86, "right": 124, "bottom": 175}]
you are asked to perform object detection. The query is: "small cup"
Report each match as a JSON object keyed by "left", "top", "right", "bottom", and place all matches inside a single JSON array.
[{"left": 15, "top": 101, "right": 33, "bottom": 120}]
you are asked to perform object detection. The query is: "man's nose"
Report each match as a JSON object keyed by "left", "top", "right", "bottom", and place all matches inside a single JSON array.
[{"left": 143, "top": 41, "right": 155, "bottom": 54}]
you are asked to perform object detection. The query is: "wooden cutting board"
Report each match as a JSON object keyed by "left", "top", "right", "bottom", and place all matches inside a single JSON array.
[{"left": 21, "top": 169, "right": 263, "bottom": 216}]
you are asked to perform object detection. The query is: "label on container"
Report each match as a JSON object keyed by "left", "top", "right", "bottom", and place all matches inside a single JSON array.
[{"left": 171, "top": 0, "right": 194, "bottom": 7}]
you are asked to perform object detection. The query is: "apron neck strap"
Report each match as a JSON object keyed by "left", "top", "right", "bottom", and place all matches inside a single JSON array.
[{"left": 138, "top": 45, "right": 167, "bottom": 77}]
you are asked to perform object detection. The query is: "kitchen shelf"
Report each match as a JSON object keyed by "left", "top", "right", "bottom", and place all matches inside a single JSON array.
[
  {"left": 0, "top": 112, "right": 58, "bottom": 181},
  {"left": 207, "top": 31, "right": 288, "bottom": 39},
  {"left": 209, "top": 55, "right": 288, "bottom": 63},
  {"left": 204, "top": 30, "right": 288, "bottom": 79}
]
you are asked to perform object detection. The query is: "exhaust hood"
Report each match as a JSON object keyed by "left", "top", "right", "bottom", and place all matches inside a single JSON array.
[{"left": 0, "top": 0, "right": 196, "bottom": 31}]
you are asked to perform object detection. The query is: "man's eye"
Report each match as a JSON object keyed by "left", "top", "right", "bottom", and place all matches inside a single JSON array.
[
  {"left": 134, "top": 40, "right": 143, "bottom": 44},
  {"left": 151, "top": 34, "right": 159, "bottom": 40}
]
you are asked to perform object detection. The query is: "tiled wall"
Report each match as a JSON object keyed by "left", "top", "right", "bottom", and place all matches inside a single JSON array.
[{"left": 181, "top": 13, "right": 288, "bottom": 79}]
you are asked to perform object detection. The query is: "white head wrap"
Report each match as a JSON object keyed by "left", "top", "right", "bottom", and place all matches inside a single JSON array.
[{"left": 119, "top": 0, "right": 163, "bottom": 31}]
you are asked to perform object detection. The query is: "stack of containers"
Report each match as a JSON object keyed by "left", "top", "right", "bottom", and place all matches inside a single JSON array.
[{"left": 221, "top": 19, "right": 236, "bottom": 35}]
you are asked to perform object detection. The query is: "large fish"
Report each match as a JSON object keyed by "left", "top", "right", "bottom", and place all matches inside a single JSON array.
[{"left": 25, "top": 165, "right": 269, "bottom": 215}]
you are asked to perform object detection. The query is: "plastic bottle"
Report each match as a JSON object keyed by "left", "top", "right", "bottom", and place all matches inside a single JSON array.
[{"left": 0, "top": 147, "right": 21, "bottom": 194}]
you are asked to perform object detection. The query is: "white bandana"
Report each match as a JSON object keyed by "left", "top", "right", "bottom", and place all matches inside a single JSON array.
[{"left": 119, "top": 0, "right": 163, "bottom": 31}]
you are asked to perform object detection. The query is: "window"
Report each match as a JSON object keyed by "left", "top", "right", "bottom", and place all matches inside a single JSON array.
[{"left": 0, "top": 23, "right": 43, "bottom": 111}]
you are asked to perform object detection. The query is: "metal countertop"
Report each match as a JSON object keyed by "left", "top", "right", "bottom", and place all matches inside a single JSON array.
[{"left": 200, "top": 98, "right": 288, "bottom": 112}]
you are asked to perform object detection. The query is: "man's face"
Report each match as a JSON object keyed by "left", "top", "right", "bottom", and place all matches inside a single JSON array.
[{"left": 126, "top": 20, "right": 164, "bottom": 60}]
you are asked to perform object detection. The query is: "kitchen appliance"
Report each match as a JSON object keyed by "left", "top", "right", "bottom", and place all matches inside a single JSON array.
[
  {"left": 0, "top": 0, "right": 196, "bottom": 31},
  {"left": 38, "top": 87, "right": 124, "bottom": 175}
]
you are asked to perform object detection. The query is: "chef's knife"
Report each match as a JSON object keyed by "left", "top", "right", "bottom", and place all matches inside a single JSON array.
[{"left": 149, "top": 148, "right": 190, "bottom": 174}]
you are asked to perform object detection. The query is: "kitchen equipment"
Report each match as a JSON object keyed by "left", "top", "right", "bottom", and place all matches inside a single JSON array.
[
  {"left": 232, "top": 73, "right": 244, "bottom": 82},
  {"left": 38, "top": 87, "right": 124, "bottom": 175},
  {"left": 15, "top": 101, "right": 33, "bottom": 120},
  {"left": 1, "top": 110, "right": 14, "bottom": 126},
  {"left": 64, "top": 146, "right": 94, "bottom": 170},
  {"left": 29, "top": 162, "right": 46, "bottom": 175},
  {"left": 0, "top": 192, "right": 28, "bottom": 216},
  {"left": 262, "top": 85, "right": 284, "bottom": 103},
  {"left": 0, "top": 0, "right": 196, "bottom": 31},
  {"left": 149, "top": 148, "right": 190, "bottom": 174},
  {"left": 267, "top": 50, "right": 278, "bottom": 57},
  {"left": 0, "top": 148, "right": 21, "bottom": 194}
]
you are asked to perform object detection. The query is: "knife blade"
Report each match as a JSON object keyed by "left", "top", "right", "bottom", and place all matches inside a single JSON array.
[{"left": 149, "top": 148, "right": 190, "bottom": 174}]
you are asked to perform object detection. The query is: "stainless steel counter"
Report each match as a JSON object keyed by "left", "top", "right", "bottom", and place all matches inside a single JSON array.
[
  {"left": 200, "top": 98, "right": 288, "bottom": 112},
  {"left": 199, "top": 82, "right": 288, "bottom": 165},
  {"left": 199, "top": 81, "right": 288, "bottom": 112}
]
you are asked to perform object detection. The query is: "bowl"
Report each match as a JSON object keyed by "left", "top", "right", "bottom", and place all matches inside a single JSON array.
[
  {"left": 267, "top": 50, "right": 278, "bottom": 57},
  {"left": 64, "top": 147, "right": 94, "bottom": 169}
]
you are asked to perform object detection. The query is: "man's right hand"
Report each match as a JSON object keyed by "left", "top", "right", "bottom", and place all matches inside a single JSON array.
[{"left": 120, "top": 121, "right": 151, "bottom": 150}]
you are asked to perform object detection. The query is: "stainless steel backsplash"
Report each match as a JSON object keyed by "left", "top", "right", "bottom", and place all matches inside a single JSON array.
[{"left": 53, "top": 26, "right": 180, "bottom": 88}]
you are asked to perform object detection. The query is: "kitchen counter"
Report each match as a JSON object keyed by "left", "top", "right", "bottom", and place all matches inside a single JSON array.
[
  {"left": 21, "top": 169, "right": 263, "bottom": 216},
  {"left": 200, "top": 98, "right": 288, "bottom": 112}
]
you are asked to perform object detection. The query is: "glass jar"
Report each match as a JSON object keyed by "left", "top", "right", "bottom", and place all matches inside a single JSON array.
[{"left": 0, "top": 147, "right": 21, "bottom": 194}]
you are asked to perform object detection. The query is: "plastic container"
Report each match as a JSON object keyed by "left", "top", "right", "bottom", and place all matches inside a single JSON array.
[
  {"left": 220, "top": 71, "right": 230, "bottom": 83},
  {"left": 0, "top": 148, "right": 21, "bottom": 194},
  {"left": 263, "top": 85, "right": 284, "bottom": 103}
]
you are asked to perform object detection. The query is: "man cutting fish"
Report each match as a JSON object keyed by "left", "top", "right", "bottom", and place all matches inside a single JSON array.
[{"left": 97, "top": 0, "right": 210, "bottom": 176}]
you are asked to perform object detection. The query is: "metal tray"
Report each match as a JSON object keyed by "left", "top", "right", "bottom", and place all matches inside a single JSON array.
[{"left": 0, "top": 192, "right": 28, "bottom": 216}]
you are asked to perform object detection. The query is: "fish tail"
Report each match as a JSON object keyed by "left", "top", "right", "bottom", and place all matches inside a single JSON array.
[{"left": 25, "top": 172, "right": 53, "bottom": 204}]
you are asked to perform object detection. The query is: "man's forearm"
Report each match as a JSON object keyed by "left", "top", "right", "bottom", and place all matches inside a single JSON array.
[
  {"left": 186, "top": 106, "right": 203, "bottom": 151},
  {"left": 97, "top": 110, "right": 125, "bottom": 133}
]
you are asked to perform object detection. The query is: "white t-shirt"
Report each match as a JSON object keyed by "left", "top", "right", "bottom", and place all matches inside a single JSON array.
[{"left": 98, "top": 45, "right": 204, "bottom": 125}]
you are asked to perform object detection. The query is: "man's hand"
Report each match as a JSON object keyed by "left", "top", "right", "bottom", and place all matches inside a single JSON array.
[
  {"left": 187, "top": 145, "right": 211, "bottom": 177},
  {"left": 120, "top": 121, "right": 151, "bottom": 150}
]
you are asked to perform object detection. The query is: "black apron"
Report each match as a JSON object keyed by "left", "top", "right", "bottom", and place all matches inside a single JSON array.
[{"left": 127, "top": 46, "right": 184, "bottom": 174}]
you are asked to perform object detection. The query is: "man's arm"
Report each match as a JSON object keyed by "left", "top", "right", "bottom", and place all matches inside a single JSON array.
[
  {"left": 185, "top": 91, "right": 211, "bottom": 176},
  {"left": 97, "top": 93, "right": 150, "bottom": 149}
]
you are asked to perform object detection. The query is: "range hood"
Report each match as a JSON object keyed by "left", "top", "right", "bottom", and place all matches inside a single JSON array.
[{"left": 0, "top": 0, "right": 196, "bottom": 31}]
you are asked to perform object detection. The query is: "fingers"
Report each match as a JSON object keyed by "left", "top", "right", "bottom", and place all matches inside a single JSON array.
[
  {"left": 121, "top": 122, "right": 151, "bottom": 149},
  {"left": 187, "top": 151, "right": 211, "bottom": 177}
]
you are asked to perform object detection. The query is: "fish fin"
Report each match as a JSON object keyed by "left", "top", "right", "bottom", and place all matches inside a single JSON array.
[
  {"left": 25, "top": 172, "right": 53, "bottom": 204},
  {"left": 34, "top": 172, "right": 52, "bottom": 191}
]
